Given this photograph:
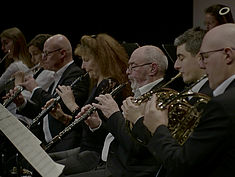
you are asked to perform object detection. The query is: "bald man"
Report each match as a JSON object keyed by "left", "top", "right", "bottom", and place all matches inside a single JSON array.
[
  {"left": 143, "top": 23, "right": 235, "bottom": 177},
  {"left": 69, "top": 45, "right": 169, "bottom": 177},
  {"left": 16, "top": 34, "right": 89, "bottom": 152}
]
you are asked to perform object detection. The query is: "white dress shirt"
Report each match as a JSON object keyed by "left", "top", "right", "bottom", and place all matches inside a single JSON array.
[{"left": 43, "top": 61, "right": 73, "bottom": 142}]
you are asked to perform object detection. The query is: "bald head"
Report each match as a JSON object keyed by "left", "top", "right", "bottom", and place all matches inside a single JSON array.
[
  {"left": 130, "top": 45, "right": 168, "bottom": 74},
  {"left": 127, "top": 45, "right": 168, "bottom": 93},
  {"left": 42, "top": 34, "right": 73, "bottom": 71},
  {"left": 200, "top": 23, "right": 235, "bottom": 90},
  {"left": 45, "top": 34, "right": 73, "bottom": 57},
  {"left": 201, "top": 23, "right": 235, "bottom": 50}
]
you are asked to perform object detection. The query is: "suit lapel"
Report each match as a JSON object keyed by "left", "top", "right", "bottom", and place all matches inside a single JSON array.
[{"left": 198, "top": 80, "right": 213, "bottom": 97}]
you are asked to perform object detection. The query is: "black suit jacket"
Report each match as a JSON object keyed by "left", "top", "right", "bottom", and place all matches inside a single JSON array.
[
  {"left": 105, "top": 80, "right": 167, "bottom": 177},
  {"left": 147, "top": 80, "right": 235, "bottom": 177},
  {"left": 106, "top": 112, "right": 161, "bottom": 177},
  {"left": 198, "top": 80, "right": 213, "bottom": 97},
  {"left": 79, "top": 78, "right": 122, "bottom": 155},
  {"left": 131, "top": 79, "right": 177, "bottom": 145},
  {"left": 19, "top": 62, "right": 90, "bottom": 152}
]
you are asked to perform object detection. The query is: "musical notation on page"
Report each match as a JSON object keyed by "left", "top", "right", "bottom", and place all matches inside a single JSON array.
[{"left": 0, "top": 104, "right": 64, "bottom": 177}]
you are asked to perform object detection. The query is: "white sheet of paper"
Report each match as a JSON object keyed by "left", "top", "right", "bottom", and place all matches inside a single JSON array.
[{"left": 0, "top": 104, "right": 64, "bottom": 177}]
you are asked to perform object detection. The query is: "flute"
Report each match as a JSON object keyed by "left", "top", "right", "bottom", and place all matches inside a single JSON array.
[
  {"left": 42, "top": 81, "right": 128, "bottom": 152},
  {"left": 0, "top": 50, "right": 10, "bottom": 64},
  {"left": 5, "top": 63, "right": 41, "bottom": 85},
  {"left": 3, "top": 63, "right": 42, "bottom": 108},
  {"left": 28, "top": 72, "right": 89, "bottom": 129}
]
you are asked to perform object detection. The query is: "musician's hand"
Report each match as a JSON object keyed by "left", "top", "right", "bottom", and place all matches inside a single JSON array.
[
  {"left": 2, "top": 89, "right": 13, "bottom": 100},
  {"left": 92, "top": 94, "right": 120, "bottom": 119},
  {"left": 43, "top": 98, "right": 55, "bottom": 110},
  {"left": 43, "top": 99, "right": 72, "bottom": 125},
  {"left": 56, "top": 85, "right": 77, "bottom": 112},
  {"left": 2, "top": 87, "right": 25, "bottom": 107},
  {"left": 121, "top": 96, "right": 145, "bottom": 124},
  {"left": 43, "top": 99, "right": 63, "bottom": 119},
  {"left": 13, "top": 71, "right": 25, "bottom": 86},
  {"left": 20, "top": 75, "right": 38, "bottom": 92},
  {"left": 143, "top": 94, "right": 168, "bottom": 134},
  {"left": 76, "top": 104, "right": 102, "bottom": 129}
]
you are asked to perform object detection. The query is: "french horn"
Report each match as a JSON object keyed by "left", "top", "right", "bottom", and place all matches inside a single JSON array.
[{"left": 126, "top": 74, "right": 210, "bottom": 145}]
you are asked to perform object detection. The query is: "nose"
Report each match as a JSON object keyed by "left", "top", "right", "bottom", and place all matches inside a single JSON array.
[
  {"left": 174, "top": 59, "right": 180, "bottom": 70},
  {"left": 126, "top": 68, "right": 130, "bottom": 75},
  {"left": 42, "top": 54, "right": 46, "bottom": 60},
  {"left": 81, "top": 62, "right": 85, "bottom": 70},
  {"left": 31, "top": 55, "right": 35, "bottom": 62}
]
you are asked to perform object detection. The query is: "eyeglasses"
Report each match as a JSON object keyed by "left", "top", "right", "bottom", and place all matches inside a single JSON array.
[
  {"left": 199, "top": 47, "right": 235, "bottom": 61},
  {"left": 42, "top": 48, "right": 62, "bottom": 58},
  {"left": 127, "top": 62, "right": 152, "bottom": 71}
]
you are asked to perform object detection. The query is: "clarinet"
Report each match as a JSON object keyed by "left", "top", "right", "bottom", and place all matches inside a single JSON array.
[
  {"left": 42, "top": 81, "right": 128, "bottom": 152},
  {"left": 28, "top": 73, "right": 88, "bottom": 129}
]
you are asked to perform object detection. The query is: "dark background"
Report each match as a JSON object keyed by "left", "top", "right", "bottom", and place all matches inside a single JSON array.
[
  {"left": 1, "top": 1, "right": 193, "bottom": 52},
  {"left": 1, "top": 1, "right": 193, "bottom": 82}
]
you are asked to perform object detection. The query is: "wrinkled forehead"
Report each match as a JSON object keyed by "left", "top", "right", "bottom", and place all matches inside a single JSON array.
[{"left": 129, "top": 51, "right": 145, "bottom": 64}]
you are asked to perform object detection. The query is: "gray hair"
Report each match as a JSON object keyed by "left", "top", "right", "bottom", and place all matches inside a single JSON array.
[
  {"left": 142, "top": 45, "right": 168, "bottom": 74},
  {"left": 174, "top": 27, "right": 206, "bottom": 56}
]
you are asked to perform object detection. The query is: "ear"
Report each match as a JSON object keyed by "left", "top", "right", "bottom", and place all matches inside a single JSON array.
[
  {"left": 224, "top": 48, "right": 233, "bottom": 64},
  {"left": 60, "top": 49, "right": 66, "bottom": 57},
  {"left": 151, "top": 62, "right": 158, "bottom": 74}
]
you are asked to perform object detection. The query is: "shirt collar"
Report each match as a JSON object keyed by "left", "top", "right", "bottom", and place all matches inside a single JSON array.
[
  {"left": 213, "top": 74, "right": 235, "bottom": 97},
  {"left": 139, "top": 78, "right": 164, "bottom": 96},
  {"left": 54, "top": 60, "right": 73, "bottom": 78},
  {"left": 191, "top": 77, "right": 208, "bottom": 93}
]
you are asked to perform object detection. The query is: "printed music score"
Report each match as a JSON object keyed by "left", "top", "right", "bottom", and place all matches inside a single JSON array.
[{"left": 0, "top": 103, "right": 64, "bottom": 177}]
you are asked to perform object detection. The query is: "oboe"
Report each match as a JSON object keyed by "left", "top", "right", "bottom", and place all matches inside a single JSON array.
[
  {"left": 42, "top": 81, "right": 128, "bottom": 152},
  {"left": 28, "top": 72, "right": 88, "bottom": 129}
]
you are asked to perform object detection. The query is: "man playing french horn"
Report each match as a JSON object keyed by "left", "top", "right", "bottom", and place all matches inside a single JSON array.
[
  {"left": 68, "top": 45, "right": 170, "bottom": 177},
  {"left": 85, "top": 27, "right": 213, "bottom": 177},
  {"left": 143, "top": 23, "right": 235, "bottom": 177},
  {"left": 126, "top": 27, "right": 212, "bottom": 148}
]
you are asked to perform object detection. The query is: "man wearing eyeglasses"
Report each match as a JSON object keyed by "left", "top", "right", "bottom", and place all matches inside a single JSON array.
[
  {"left": 143, "top": 23, "right": 235, "bottom": 177},
  {"left": 70, "top": 45, "right": 169, "bottom": 177},
  {"left": 13, "top": 34, "right": 89, "bottom": 152}
]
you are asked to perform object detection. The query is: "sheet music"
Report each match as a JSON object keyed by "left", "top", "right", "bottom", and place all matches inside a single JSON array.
[{"left": 0, "top": 104, "right": 64, "bottom": 177}]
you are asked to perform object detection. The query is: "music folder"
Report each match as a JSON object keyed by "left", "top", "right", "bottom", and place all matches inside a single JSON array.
[{"left": 0, "top": 103, "right": 64, "bottom": 177}]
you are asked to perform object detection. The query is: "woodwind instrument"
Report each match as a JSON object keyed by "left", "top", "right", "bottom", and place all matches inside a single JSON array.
[
  {"left": 4, "top": 63, "right": 41, "bottom": 86},
  {"left": 0, "top": 50, "right": 10, "bottom": 64},
  {"left": 28, "top": 72, "right": 89, "bottom": 129},
  {"left": 3, "top": 63, "right": 42, "bottom": 108},
  {"left": 42, "top": 81, "right": 128, "bottom": 152}
]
